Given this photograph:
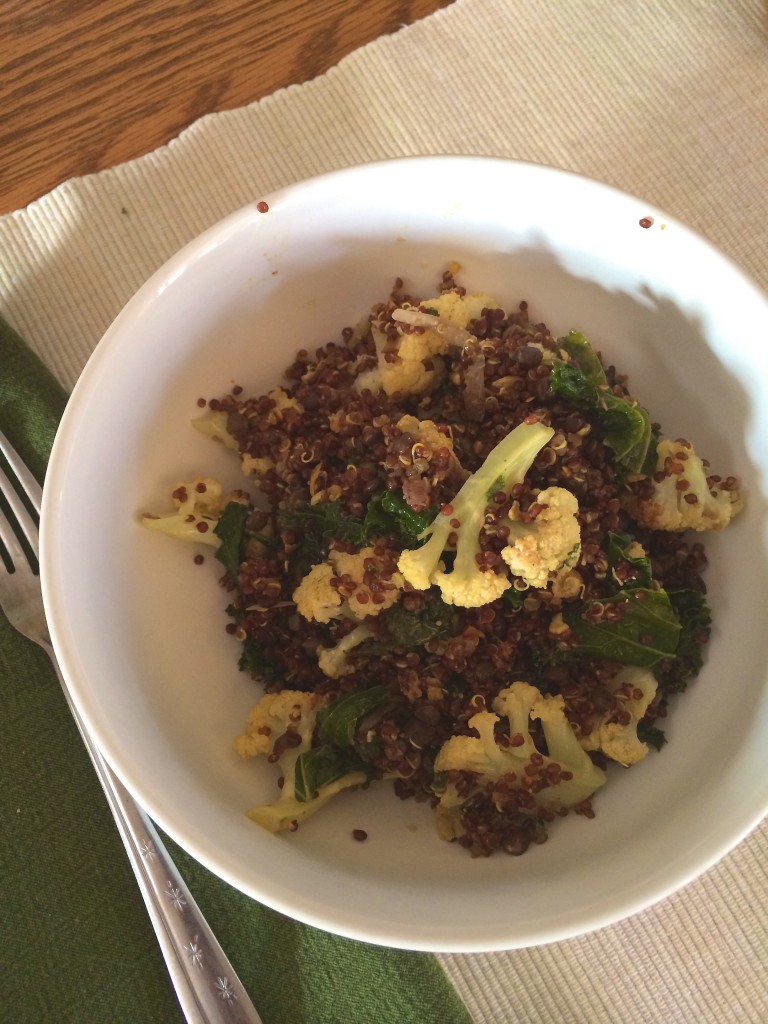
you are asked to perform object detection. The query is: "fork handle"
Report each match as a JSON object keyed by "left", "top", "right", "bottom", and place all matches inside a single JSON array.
[{"left": 43, "top": 646, "right": 263, "bottom": 1024}]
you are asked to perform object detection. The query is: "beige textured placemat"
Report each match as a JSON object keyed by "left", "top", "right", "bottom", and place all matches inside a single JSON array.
[{"left": 2, "top": 1, "right": 766, "bottom": 1021}]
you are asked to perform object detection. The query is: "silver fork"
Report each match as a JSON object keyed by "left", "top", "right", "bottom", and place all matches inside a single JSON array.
[{"left": 0, "top": 428, "right": 263, "bottom": 1024}]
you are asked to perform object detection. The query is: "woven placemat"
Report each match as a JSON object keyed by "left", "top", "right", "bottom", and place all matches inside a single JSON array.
[{"left": 1, "top": 2, "right": 766, "bottom": 1021}]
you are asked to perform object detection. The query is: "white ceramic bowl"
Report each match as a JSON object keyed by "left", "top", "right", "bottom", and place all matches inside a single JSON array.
[{"left": 41, "top": 157, "right": 768, "bottom": 952}]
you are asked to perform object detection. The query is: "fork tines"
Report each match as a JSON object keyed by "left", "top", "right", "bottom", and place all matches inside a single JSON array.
[
  {"left": 0, "top": 429, "right": 42, "bottom": 567},
  {"left": 0, "top": 429, "right": 42, "bottom": 514}
]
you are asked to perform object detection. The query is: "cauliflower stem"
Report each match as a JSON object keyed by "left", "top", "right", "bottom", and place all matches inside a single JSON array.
[{"left": 398, "top": 420, "right": 555, "bottom": 607}]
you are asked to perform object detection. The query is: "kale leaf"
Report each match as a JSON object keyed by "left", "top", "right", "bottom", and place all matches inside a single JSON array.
[
  {"left": 317, "top": 685, "right": 392, "bottom": 747},
  {"left": 564, "top": 588, "right": 682, "bottom": 667},
  {"left": 549, "top": 331, "right": 655, "bottom": 474},
  {"left": 213, "top": 501, "right": 251, "bottom": 583},
  {"left": 279, "top": 500, "right": 368, "bottom": 581},
  {"left": 281, "top": 491, "right": 436, "bottom": 582},
  {"left": 364, "top": 490, "right": 438, "bottom": 545},
  {"left": 294, "top": 686, "right": 392, "bottom": 801},
  {"left": 382, "top": 599, "right": 458, "bottom": 648},
  {"left": 606, "top": 532, "right": 653, "bottom": 589},
  {"left": 280, "top": 500, "right": 369, "bottom": 550},
  {"left": 637, "top": 721, "right": 667, "bottom": 751},
  {"left": 662, "top": 588, "right": 712, "bottom": 692},
  {"left": 237, "top": 633, "right": 278, "bottom": 681},
  {"left": 294, "top": 744, "right": 370, "bottom": 803}
]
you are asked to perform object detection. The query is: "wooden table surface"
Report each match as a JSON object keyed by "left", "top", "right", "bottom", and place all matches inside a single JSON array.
[{"left": 2, "top": 0, "right": 452, "bottom": 215}]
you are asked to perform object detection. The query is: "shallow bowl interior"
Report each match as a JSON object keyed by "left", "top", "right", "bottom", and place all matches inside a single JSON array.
[{"left": 41, "top": 157, "right": 768, "bottom": 951}]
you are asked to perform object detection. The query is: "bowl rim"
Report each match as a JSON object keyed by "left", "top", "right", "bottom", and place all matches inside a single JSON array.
[{"left": 40, "top": 155, "right": 768, "bottom": 951}]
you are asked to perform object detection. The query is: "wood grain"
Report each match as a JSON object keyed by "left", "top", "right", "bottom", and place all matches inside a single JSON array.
[{"left": 2, "top": 0, "right": 452, "bottom": 214}]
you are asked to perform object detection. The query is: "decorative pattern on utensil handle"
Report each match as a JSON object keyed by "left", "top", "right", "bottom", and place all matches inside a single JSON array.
[{"left": 44, "top": 645, "right": 263, "bottom": 1024}]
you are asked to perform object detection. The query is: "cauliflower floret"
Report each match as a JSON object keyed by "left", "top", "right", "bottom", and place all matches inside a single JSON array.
[
  {"left": 501, "top": 486, "right": 581, "bottom": 589},
  {"left": 293, "top": 547, "right": 404, "bottom": 624},
  {"left": 293, "top": 546, "right": 402, "bottom": 676},
  {"left": 317, "top": 623, "right": 374, "bottom": 679},
  {"left": 579, "top": 666, "right": 658, "bottom": 766},
  {"left": 394, "top": 414, "right": 457, "bottom": 460},
  {"left": 356, "top": 291, "right": 498, "bottom": 397},
  {"left": 241, "top": 453, "right": 276, "bottom": 477},
  {"left": 355, "top": 322, "right": 446, "bottom": 396},
  {"left": 397, "top": 420, "right": 554, "bottom": 608},
  {"left": 528, "top": 690, "right": 608, "bottom": 804},
  {"left": 414, "top": 290, "right": 498, "bottom": 329},
  {"left": 234, "top": 690, "right": 366, "bottom": 832},
  {"left": 433, "top": 559, "right": 512, "bottom": 608},
  {"left": 550, "top": 568, "right": 584, "bottom": 604},
  {"left": 141, "top": 476, "right": 234, "bottom": 546},
  {"left": 627, "top": 438, "right": 743, "bottom": 532},
  {"left": 393, "top": 292, "right": 501, "bottom": 344},
  {"left": 234, "top": 690, "right": 321, "bottom": 759},
  {"left": 396, "top": 531, "right": 443, "bottom": 592},
  {"left": 435, "top": 682, "right": 541, "bottom": 777},
  {"left": 292, "top": 562, "right": 343, "bottom": 624},
  {"left": 433, "top": 681, "right": 606, "bottom": 844},
  {"left": 328, "top": 547, "right": 404, "bottom": 618}
]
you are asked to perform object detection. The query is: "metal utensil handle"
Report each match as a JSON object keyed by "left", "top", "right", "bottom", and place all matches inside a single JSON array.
[{"left": 44, "top": 646, "right": 263, "bottom": 1024}]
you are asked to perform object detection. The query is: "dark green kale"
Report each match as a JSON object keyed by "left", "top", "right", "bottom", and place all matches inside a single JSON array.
[
  {"left": 563, "top": 588, "right": 682, "bottom": 668},
  {"left": 382, "top": 599, "right": 459, "bottom": 648},
  {"left": 278, "top": 500, "right": 368, "bottom": 582},
  {"left": 280, "top": 500, "right": 369, "bottom": 550},
  {"left": 213, "top": 500, "right": 251, "bottom": 583},
  {"left": 660, "top": 588, "right": 712, "bottom": 693},
  {"left": 548, "top": 330, "right": 656, "bottom": 474},
  {"left": 280, "top": 491, "right": 436, "bottom": 583},
  {"left": 293, "top": 744, "right": 370, "bottom": 803},
  {"left": 317, "top": 685, "right": 392, "bottom": 747},
  {"left": 293, "top": 685, "right": 395, "bottom": 801},
  {"left": 237, "top": 633, "right": 279, "bottom": 681},
  {"left": 637, "top": 721, "right": 668, "bottom": 752},
  {"left": 364, "top": 490, "right": 438, "bottom": 546},
  {"left": 213, "top": 499, "right": 277, "bottom": 581}
]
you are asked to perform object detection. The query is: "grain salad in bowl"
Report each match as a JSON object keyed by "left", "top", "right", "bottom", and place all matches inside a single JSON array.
[{"left": 142, "top": 265, "right": 743, "bottom": 858}]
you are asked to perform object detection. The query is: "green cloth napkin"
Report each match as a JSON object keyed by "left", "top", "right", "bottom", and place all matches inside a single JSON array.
[{"left": 0, "top": 316, "right": 474, "bottom": 1024}]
